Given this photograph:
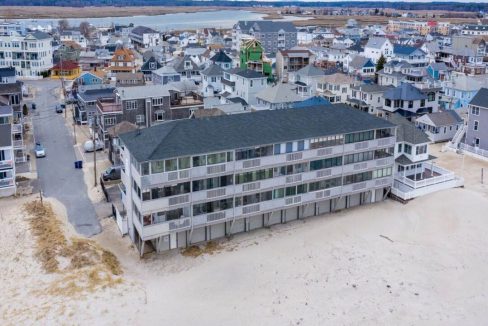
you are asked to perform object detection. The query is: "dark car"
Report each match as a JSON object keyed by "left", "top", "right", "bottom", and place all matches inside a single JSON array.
[
  {"left": 102, "top": 166, "right": 121, "bottom": 181},
  {"left": 55, "top": 105, "right": 63, "bottom": 113}
]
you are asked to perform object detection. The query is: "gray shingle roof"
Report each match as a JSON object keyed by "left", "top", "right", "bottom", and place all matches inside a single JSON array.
[
  {"left": 235, "top": 21, "right": 296, "bottom": 33},
  {"left": 0, "top": 67, "right": 15, "bottom": 78},
  {"left": 384, "top": 83, "right": 427, "bottom": 101},
  {"left": 386, "top": 114, "right": 430, "bottom": 144},
  {"left": 201, "top": 64, "right": 223, "bottom": 76},
  {"left": 131, "top": 26, "right": 158, "bottom": 36},
  {"left": 119, "top": 104, "right": 395, "bottom": 162},
  {"left": 424, "top": 110, "right": 463, "bottom": 127},
  {"left": 234, "top": 69, "right": 265, "bottom": 79},
  {"left": 469, "top": 88, "right": 488, "bottom": 108}
]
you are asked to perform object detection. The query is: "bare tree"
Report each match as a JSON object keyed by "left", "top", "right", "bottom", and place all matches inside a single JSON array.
[
  {"left": 79, "top": 21, "right": 92, "bottom": 38},
  {"left": 58, "top": 19, "right": 69, "bottom": 33}
]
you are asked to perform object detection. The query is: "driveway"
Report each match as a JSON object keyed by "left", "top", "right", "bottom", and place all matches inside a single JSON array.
[{"left": 28, "top": 79, "right": 101, "bottom": 237}]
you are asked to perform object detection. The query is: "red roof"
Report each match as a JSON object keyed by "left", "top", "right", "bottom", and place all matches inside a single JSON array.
[{"left": 52, "top": 60, "right": 79, "bottom": 70}]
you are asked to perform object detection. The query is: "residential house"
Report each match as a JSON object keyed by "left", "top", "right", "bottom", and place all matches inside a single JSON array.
[
  {"left": 152, "top": 66, "right": 181, "bottom": 85},
  {"left": 115, "top": 72, "right": 145, "bottom": 87},
  {"left": 461, "top": 24, "right": 488, "bottom": 36},
  {"left": 363, "top": 37, "right": 393, "bottom": 64},
  {"left": 170, "top": 55, "right": 204, "bottom": 83},
  {"left": 233, "top": 21, "right": 297, "bottom": 53},
  {"left": 426, "top": 62, "right": 451, "bottom": 81},
  {"left": 75, "top": 71, "right": 104, "bottom": 86},
  {"left": 275, "top": 49, "right": 315, "bottom": 81},
  {"left": 0, "top": 106, "right": 16, "bottom": 197},
  {"left": 209, "top": 49, "right": 233, "bottom": 70},
  {"left": 316, "top": 73, "right": 358, "bottom": 104},
  {"left": 255, "top": 83, "right": 308, "bottom": 110},
  {"left": 108, "top": 47, "right": 137, "bottom": 76},
  {"left": 129, "top": 26, "right": 160, "bottom": 49},
  {"left": 459, "top": 88, "right": 488, "bottom": 158},
  {"left": 288, "top": 64, "right": 324, "bottom": 90},
  {"left": 201, "top": 64, "right": 223, "bottom": 97},
  {"left": 347, "top": 55, "right": 375, "bottom": 79},
  {"left": 348, "top": 84, "right": 393, "bottom": 115},
  {"left": 75, "top": 86, "right": 116, "bottom": 125},
  {"left": 415, "top": 110, "right": 463, "bottom": 142},
  {"left": 50, "top": 60, "right": 81, "bottom": 80},
  {"left": 388, "top": 114, "right": 461, "bottom": 201},
  {"left": 0, "top": 30, "right": 53, "bottom": 79},
  {"left": 117, "top": 105, "right": 396, "bottom": 253},
  {"left": 381, "top": 83, "right": 439, "bottom": 119},
  {"left": 441, "top": 73, "right": 488, "bottom": 110},
  {"left": 393, "top": 45, "right": 428, "bottom": 67},
  {"left": 60, "top": 30, "right": 87, "bottom": 49},
  {"left": 239, "top": 39, "right": 272, "bottom": 76},
  {"left": 0, "top": 67, "right": 16, "bottom": 84},
  {"left": 233, "top": 69, "right": 267, "bottom": 106},
  {"left": 140, "top": 56, "right": 162, "bottom": 81}
]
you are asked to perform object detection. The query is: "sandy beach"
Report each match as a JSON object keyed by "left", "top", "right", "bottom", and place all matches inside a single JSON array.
[{"left": 1, "top": 144, "right": 487, "bottom": 325}]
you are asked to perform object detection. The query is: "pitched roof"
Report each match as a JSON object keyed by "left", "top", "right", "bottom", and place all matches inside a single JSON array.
[
  {"left": 394, "top": 45, "right": 425, "bottom": 56},
  {"left": 210, "top": 50, "right": 232, "bottom": 63},
  {"left": 119, "top": 104, "right": 395, "bottom": 162},
  {"left": 256, "top": 83, "right": 304, "bottom": 104},
  {"left": 365, "top": 37, "right": 389, "bottom": 50},
  {"left": 233, "top": 69, "right": 265, "bottom": 79},
  {"left": 131, "top": 26, "right": 158, "bottom": 35},
  {"left": 235, "top": 21, "right": 296, "bottom": 33},
  {"left": 384, "top": 83, "right": 427, "bottom": 101},
  {"left": 469, "top": 88, "right": 488, "bottom": 108},
  {"left": 319, "top": 72, "right": 356, "bottom": 85},
  {"left": 422, "top": 110, "right": 463, "bottom": 127},
  {"left": 295, "top": 64, "right": 324, "bottom": 77},
  {"left": 52, "top": 60, "right": 79, "bottom": 70},
  {"left": 386, "top": 114, "right": 430, "bottom": 144},
  {"left": 201, "top": 64, "right": 223, "bottom": 76},
  {"left": 0, "top": 67, "right": 15, "bottom": 78},
  {"left": 349, "top": 55, "right": 373, "bottom": 69}
]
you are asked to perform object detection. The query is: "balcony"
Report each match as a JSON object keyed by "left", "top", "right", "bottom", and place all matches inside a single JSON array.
[
  {"left": 12, "top": 139, "right": 24, "bottom": 149},
  {"left": 0, "top": 177, "right": 14, "bottom": 188},
  {"left": 96, "top": 98, "right": 122, "bottom": 114},
  {"left": 12, "top": 124, "right": 22, "bottom": 134},
  {"left": 0, "top": 160, "right": 14, "bottom": 170},
  {"left": 135, "top": 216, "right": 192, "bottom": 241},
  {"left": 392, "top": 163, "right": 463, "bottom": 200}
]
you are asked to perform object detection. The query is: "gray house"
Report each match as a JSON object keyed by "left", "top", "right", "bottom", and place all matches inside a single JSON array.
[
  {"left": 464, "top": 88, "right": 488, "bottom": 156},
  {"left": 76, "top": 86, "right": 116, "bottom": 125},
  {"left": 415, "top": 110, "right": 463, "bottom": 143},
  {"left": 233, "top": 21, "right": 297, "bottom": 53}
]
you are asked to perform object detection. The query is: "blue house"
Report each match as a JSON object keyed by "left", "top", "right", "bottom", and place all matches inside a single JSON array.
[
  {"left": 393, "top": 45, "right": 428, "bottom": 67},
  {"left": 76, "top": 71, "right": 104, "bottom": 86},
  {"left": 426, "top": 62, "right": 450, "bottom": 81}
]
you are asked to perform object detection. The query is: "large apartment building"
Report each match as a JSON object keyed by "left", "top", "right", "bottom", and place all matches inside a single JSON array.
[
  {"left": 232, "top": 21, "right": 297, "bottom": 53},
  {"left": 117, "top": 106, "right": 397, "bottom": 255},
  {"left": 0, "top": 31, "right": 53, "bottom": 79},
  {"left": 387, "top": 20, "right": 450, "bottom": 36}
]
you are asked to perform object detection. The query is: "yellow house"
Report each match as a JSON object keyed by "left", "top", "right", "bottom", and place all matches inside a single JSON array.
[{"left": 51, "top": 60, "right": 81, "bottom": 80}]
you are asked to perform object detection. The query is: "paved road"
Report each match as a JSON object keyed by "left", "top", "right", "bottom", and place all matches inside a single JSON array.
[{"left": 28, "top": 79, "right": 101, "bottom": 236}]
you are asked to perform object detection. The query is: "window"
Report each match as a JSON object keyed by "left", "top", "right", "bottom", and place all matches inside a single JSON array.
[
  {"left": 397, "top": 143, "right": 402, "bottom": 153},
  {"left": 309, "top": 156, "right": 342, "bottom": 171},
  {"left": 178, "top": 157, "right": 190, "bottom": 170},
  {"left": 136, "top": 115, "right": 145, "bottom": 124},
  {"left": 344, "top": 131, "right": 374, "bottom": 144},
  {"left": 404, "top": 144, "right": 412, "bottom": 154},
  {"left": 151, "top": 160, "right": 164, "bottom": 174},
  {"left": 149, "top": 182, "right": 190, "bottom": 201},
  {"left": 155, "top": 111, "right": 164, "bottom": 121},
  {"left": 193, "top": 198, "right": 233, "bottom": 216},
  {"left": 274, "top": 144, "right": 281, "bottom": 155},
  {"left": 427, "top": 92, "right": 435, "bottom": 102},
  {"left": 235, "top": 168, "right": 273, "bottom": 184},
  {"left": 286, "top": 142, "right": 293, "bottom": 153},
  {"left": 474, "top": 120, "right": 479, "bottom": 131},
  {"left": 165, "top": 159, "right": 177, "bottom": 171},
  {"left": 310, "top": 135, "right": 343, "bottom": 149},
  {"left": 152, "top": 97, "right": 165, "bottom": 106},
  {"left": 420, "top": 99, "right": 425, "bottom": 107},
  {"left": 297, "top": 140, "right": 305, "bottom": 151},
  {"left": 475, "top": 138, "right": 480, "bottom": 146},
  {"left": 207, "top": 152, "right": 226, "bottom": 165},
  {"left": 104, "top": 117, "right": 116, "bottom": 126},
  {"left": 236, "top": 145, "right": 273, "bottom": 160},
  {"left": 193, "top": 155, "right": 206, "bottom": 167},
  {"left": 415, "top": 145, "right": 427, "bottom": 155},
  {"left": 408, "top": 101, "right": 413, "bottom": 109},
  {"left": 344, "top": 151, "right": 374, "bottom": 165},
  {"left": 192, "top": 175, "right": 233, "bottom": 191},
  {"left": 125, "top": 100, "right": 137, "bottom": 110},
  {"left": 471, "top": 107, "right": 480, "bottom": 116}
]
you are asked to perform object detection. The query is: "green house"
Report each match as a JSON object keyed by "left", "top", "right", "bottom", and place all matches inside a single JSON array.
[{"left": 239, "top": 39, "right": 272, "bottom": 76}]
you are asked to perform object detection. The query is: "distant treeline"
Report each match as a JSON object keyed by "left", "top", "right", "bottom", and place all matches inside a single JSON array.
[{"left": 2, "top": 1, "right": 488, "bottom": 13}]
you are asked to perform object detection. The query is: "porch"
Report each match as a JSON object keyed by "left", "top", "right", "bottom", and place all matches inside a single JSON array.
[{"left": 392, "top": 162, "right": 463, "bottom": 200}]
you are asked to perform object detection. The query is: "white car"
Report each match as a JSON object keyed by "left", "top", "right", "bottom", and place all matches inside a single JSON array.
[
  {"left": 83, "top": 140, "right": 104, "bottom": 152},
  {"left": 35, "top": 142, "right": 46, "bottom": 158}
]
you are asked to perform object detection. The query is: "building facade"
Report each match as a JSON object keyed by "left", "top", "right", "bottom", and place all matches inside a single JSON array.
[
  {"left": 0, "top": 31, "right": 53, "bottom": 79},
  {"left": 117, "top": 106, "right": 397, "bottom": 254}
]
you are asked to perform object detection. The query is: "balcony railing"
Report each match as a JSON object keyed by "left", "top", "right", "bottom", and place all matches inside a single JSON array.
[
  {"left": 12, "top": 124, "right": 22, "bottom": 134},
  {"left": 394, "top": 164, "right": 455, "bottom": 189},
  {"left": 12, "top": 140, "right": 24, "bottom": 149},
  {"left": 0, "top": 160, "right": 14, "bottom": 170},
  {"left": 0, "top": 178, "right": 14, "bottom": 188}
]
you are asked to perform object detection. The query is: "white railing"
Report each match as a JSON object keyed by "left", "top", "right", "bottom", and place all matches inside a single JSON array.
[
  {"left": 0, "top": 160, "right": 14, "bottom": 170},
  {"left": 12, "top": 124, "right": 22, "bottom": 133},
  {"left": 0, "top": 178, "right": 15, "bottom": 188},
  {"left": 12, "top": 140, "right": 24, "bottom": 148},
  {"left": 459, "top": 143, "right": 488, "bottom": 159},
  {"left": 448, "top": 123, "right": 467, "bottom": 149},
  {"left": 395, "top": 164, "right": 456, "bottom": 189}
]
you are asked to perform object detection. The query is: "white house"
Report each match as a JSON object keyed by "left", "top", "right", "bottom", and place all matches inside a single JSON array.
[
  {"left": 363, "top": 37, "right": 393, "bottom": 64},
  {"left": 233, "top": 69, "right": 267, "bottom": 106}
]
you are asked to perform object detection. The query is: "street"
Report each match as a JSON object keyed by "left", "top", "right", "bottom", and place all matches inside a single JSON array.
[{"left": 27, "top": 79, "right": 101, "bottom": 236}]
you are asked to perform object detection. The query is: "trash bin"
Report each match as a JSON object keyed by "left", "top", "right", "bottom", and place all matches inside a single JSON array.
[{"left": 74, "top": 160, "right": 83, "bottom": 169}]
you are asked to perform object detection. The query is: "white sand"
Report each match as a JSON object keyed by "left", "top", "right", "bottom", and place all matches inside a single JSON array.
[{"left": 1, "top": 146, "right": 488, "bottom": 325}]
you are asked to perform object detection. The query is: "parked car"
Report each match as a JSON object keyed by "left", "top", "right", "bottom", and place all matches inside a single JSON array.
[
  {"left": 34, "top": 142, "right": 46, "bottom": 158},
  {"left": 102, "top": 166, "right": 122, "bottom": 181},
  {"left": 31, "top": 103, "right": 36, "bottom": 110},
  {"left": 61, "top": 104, "right": 66, "bottom": 109},
  {"left": 55, "top": 105, "right": 63, "bottom": 113},
  {"left": 83, "top": 140, "right": 104, "bottom": 152}
]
